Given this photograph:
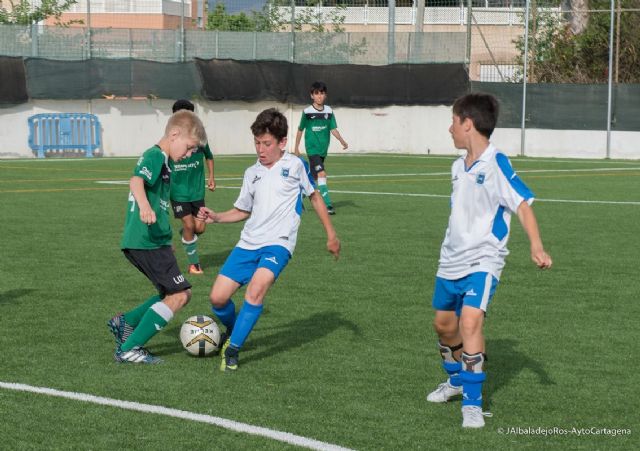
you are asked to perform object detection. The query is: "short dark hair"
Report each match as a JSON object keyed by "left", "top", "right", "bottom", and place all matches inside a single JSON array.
[
  {"left": 452, "top": 93, "right": 499, "bottom": 138},
  {"left": 250, "top": 108, "right": 288, "bottom": 142},
  {"left": 172, "top": 99, "right": 195, "bottom": 113},
  {"left": 310, "top": 81, "right": 328, "bottom": 94}
]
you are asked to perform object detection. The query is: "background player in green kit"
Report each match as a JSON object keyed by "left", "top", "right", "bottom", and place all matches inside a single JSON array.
[
  {"left": 294, "top": 81, "right": 348, "bottom": 215},
  {"left": 107, "top": 110, "right": 207, "bottom": 364},
  {"left": 170, "top": 99, "right": 216, "bottom": 275}
]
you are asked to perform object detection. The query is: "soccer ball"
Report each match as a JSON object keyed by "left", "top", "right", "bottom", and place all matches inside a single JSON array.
[{"left": 179, "top": 315, "right": 221, "bottom": 357}]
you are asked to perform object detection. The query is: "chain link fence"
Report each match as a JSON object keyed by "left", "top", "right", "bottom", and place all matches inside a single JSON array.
[{"left": 1, "top": 1, "right": 638, "bottom": 152}]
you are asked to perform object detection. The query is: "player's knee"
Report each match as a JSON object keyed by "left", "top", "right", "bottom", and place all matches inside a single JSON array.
[
  {"left": 433, "top": 317, "right": 457, "bottom": 337},
  {"left": 179, "top": 289, "right": 192, "bottom": 306},
  {"left": 209, "top": 290, "right": 227, "bottom": 308},
  {"left": 459, "top": 315, "right": 482, "bottom": 337}
]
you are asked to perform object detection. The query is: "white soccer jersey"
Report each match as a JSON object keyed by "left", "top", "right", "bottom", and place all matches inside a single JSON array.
[
  {"left": 234, "top": 152, "right": 316, "bottom": 254},
  {"left": 437, "top": 144, "right": 534, "bottom": 280}
]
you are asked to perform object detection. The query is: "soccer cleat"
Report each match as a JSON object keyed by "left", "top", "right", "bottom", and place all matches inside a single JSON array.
[
  {"left": 327, "top": 205, "right": 336, "bottom": 215},
  {"left": 426, "top": 379, "right": 463, "bottom": 403},
  {"left": 219, "top": 339, "right": 239, "bottom": 372},
  {"left": 114, "top": 346, "right": 162, "bottom": 364},
  {"left": 188, "top": 263, "right": 204, "bottom": 275},
  {"left": 107, "top": 314, "right": 134, "bottom": 346},
  {"left": 461, "top": 405, "right": 492, "bottom": 428}
]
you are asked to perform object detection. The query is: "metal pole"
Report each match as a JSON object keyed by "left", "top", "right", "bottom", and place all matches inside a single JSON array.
[
  {"left": 415, "top": 0, "right": 425, "bottom": 33},
  {"left": 606, "top": 0, "right": 615, "bottom": 159},
  {"left": 180, "top": 0, "right": 185, "bottom": 62},
  {"left": 290, "top": 0, "right": 296, "bottom": 63},
  {"left": 520, "top": 0, "right": 531, "bottom": 157},
  {"left": 465, "top": 0, "right": 472, "bottom": 68},
  {"left": 87, "top": 0, "right": 91, "bottom": 59},
  {"left": 414, "top": 0, "right": 425, "bottom": 63},
  {"left": 388, "top": 0, "right": 396, "bottom": 64}
]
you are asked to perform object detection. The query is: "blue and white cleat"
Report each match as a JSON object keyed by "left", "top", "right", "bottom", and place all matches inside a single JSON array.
[
  {"left": 114, "top": 346, "right": 162, "bottom": 364},
  {"left": 107, "top": 313, "right": 133, "bottom": 346}
]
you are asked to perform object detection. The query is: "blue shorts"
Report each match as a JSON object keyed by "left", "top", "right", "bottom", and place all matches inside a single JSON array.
[
  {"left": 219, "top": 245, "right": 291, "bottom": 286},
  {"left": 432, "top": 272, "right": 499, "bottom": 315}
]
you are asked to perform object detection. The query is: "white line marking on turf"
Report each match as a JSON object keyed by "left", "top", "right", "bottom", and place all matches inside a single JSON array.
[{"left": 0, "top": 381, "right": 353, "bottom": 451}]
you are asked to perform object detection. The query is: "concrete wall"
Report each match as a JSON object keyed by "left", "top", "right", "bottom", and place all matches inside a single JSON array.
[{"left": 2, "top": 99, "right": 638, "bottom": 160}]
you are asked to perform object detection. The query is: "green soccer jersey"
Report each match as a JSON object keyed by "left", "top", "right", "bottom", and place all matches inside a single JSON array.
[
  {"left": 298, "top": 105, "right": 338, "bottom": 157},
  {"left": 121, "top": 145, "right": 173, "bottom": 250},
  {"left": 170, "top": 143, "right": 213, "bottom": 202}
]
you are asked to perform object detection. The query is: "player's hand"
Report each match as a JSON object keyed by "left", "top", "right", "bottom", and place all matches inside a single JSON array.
[
  {"left": 341, "top": 141, "right": 348, "bottom": 150},
  {"left": 197, "top": 206, "right": 216, "bottom": 224},
  {"left": 327, "top": 236, "right": 341, "bottom": 260},
  {"left": 139, "top": 206, "right": 156, "bottom": 225},
  {"left": 208, "top": 178, "right": 216, "bottom": 192},
  {"left": 531, "top": 247, "right": 552, "bottom": 269}
]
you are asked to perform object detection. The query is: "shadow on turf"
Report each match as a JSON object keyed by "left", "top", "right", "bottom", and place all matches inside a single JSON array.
[
  {"left": 0, "top": 289, "right": 37, "bottom": 305},
  {"left": 484, "top": 338, "right": 555, "bottom": 410},
  {"left": 199, "top": 249, "right": 234, "bottom": 272},
  {"left": 241, "top": 311, "right": 360, "bottom": 365},
  {"left": 146, "top": 311, "right": 360, "bottom": 359}
]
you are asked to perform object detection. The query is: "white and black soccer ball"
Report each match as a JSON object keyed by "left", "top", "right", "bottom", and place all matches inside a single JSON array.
[{"left": 180, "top": 315, "right": 221, "bottom": 357}]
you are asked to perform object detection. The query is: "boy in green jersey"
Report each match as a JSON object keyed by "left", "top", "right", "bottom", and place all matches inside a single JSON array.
[
  {"left": 170, "top": 99, "right": 216, "bottom": 275},
  {"left": 294, "top": 81, "right": 348, "bottom": 215},
  {"left": 108, "top": 110, "right": 208, "bottom": 364}
]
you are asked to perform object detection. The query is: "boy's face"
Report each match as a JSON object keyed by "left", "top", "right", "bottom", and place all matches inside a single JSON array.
[
  {"left": 449, "top": 114, "right": 471, "bottom": 150},
  {"left": 168, "top": 128, "right": 198, "bottom": 162},
  {"left": 254, "top": 132, "right": 286, "bottom": 168},
  {"left": 310, "top": 90, "right": 327, "bottom": 106}
]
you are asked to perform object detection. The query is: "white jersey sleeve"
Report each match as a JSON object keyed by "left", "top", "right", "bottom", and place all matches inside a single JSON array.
[
  {"left": 234, "top": 167, "right": 256, "bottom": 212},
  {"left": 494, "top": 152, "right": 534, "bottom": 214}
]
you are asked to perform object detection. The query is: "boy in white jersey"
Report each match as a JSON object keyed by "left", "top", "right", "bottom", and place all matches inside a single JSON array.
[
  {"left": 426, "top": 93, "right": 552, "bottom": 428},
  {"left": 198, "top": 108, "right": 341, "bottom": 372}
]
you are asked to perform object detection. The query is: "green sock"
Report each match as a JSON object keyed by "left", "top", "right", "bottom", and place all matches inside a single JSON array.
[
  {"left": 123, "top": 294, "right": 161, "bottom": 328},
  {"left": 318, "top": 183, "right": 332, "bottom": 208},
  {"left": 182, "top": 235, "right": 199, "bottom": 265},
  {"left": 121, "top": 301, "right": 173, "bottom": 352}
]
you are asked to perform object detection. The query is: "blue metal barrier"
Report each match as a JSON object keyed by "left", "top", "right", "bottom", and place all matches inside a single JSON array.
[{"left": 28, "top": 113, "right": 102, "bottom": 158}]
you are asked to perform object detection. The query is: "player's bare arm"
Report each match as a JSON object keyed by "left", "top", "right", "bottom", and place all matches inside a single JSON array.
[
  {"left": 331, "top": 129, "right": 348, "bottom": 150},
  {"left": 129, "top": 176, "right": 156, "bottom": 225},
  {"left": 309, "top": 191, "right": 341, "bottom": 259},
  {"left": 517, "top": 201, "right": 552, "bottom": 269},
  {"left": 198, "top": 206, "right": 250, "bottom": 224},
  {"left": 207, "top": 159, "right": 216, "bottom": 191},
  {"left": 294, "top": 129, "right": 303, "bottom": 156}
]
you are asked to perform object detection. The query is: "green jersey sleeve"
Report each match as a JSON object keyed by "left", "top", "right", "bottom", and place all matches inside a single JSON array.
[{"left": 202, "top": 143, "right": 214, "bottom": 160}]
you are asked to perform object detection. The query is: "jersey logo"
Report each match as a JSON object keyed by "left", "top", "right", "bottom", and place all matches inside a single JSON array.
[
  {"left": 476, "top": 173, "right": 486, "bottom": 185},
  {"left": 139, "top": 166, "right": 152, "bottom": 180},
  {"left": 281, "top": 168, "right": 290, "bottom": 178},
  {"left": 252, "top": 175, "right": 262, "bottom": 184}
]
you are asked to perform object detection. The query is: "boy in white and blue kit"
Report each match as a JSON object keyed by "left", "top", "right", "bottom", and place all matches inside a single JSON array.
[
  {"left": 198, "top": 108, "right": 341, "bottom": 372},
  {"left": 426, "top": 93, "right": 553, "bottom": 428}
]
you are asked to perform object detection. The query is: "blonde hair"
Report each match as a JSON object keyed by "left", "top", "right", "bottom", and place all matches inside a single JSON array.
[{"left": 165, "top": 110, "right": 207, "bottom": 146}]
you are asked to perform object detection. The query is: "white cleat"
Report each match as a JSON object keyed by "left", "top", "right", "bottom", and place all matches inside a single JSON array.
[
  {"left": 426, "top": 380, "right": 463, "bottom": 403},
  {"left": 461, "top": 405, "right": 492, "bottom": 428}
]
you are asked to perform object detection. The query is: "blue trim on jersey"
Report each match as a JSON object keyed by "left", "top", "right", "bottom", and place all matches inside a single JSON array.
[
  {"left": 496, "top": 152, "right": 534, "bottom": 200},
  {"left": 491, "top": 205, "right": 508, "bottom": 241},
  {"left": 296, "top": 190, "right": 304, "bottom": 215}
]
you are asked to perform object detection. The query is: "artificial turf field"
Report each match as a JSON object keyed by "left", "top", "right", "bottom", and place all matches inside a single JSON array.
[{"left": 0, "top": 153, "right": 638, "bottom": 450}]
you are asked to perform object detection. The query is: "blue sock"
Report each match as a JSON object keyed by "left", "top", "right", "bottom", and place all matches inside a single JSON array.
[
  {"left": 229, "top": 301, "right": 263, "bottom": 350},
  {"left": 212, "top": 300, "right": 236, "bottom": 332},
  {"left": 461, "top": 370, "right": 486, "bottom": 407},
  {"left": 443, "top": 361, "right": 462, "bottom": 387}
]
